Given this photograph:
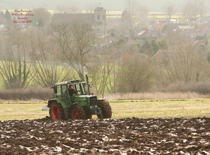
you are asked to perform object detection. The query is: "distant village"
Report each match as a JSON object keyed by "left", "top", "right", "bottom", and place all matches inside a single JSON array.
[{"left": 0, "top": 6, "right": 210, "bottom": 58}]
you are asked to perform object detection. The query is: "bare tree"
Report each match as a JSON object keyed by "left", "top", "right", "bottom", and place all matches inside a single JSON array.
[
  {"left": 121, "top": 10, "right": 133, "bottom": 37},
  {"left": 193, "top": 0, "right": 207, "bottom": 18},
  {"left": 87, "top": 61, "right": 114, "bottom": 97},
  {"left": 119, "top": 0, "right": 138, "bottom": 36},
  {"left": 85, "top": 3, "right": 98, "bottom": 13},
  {"left": 125, "top": 0, "right": 138, "bottom": 15},
  {"left": 0, "top": 24, "right": 32, "bottom": 89},
  {"left": 68, "top": 6, "right": 80, "bottom": 13},
  {"left": 52, "top": 20, "right": 95, "bottom": 81},
  {"left": 56, "top": 5, "right": 80, "bottom": 13},
  {"left": 182, "top": 0, "right": 206, "bottom": 19},
  {"left": 56, "top": 5, "right": 68, "bottom": 13},
  {"left": 117, "top": 52, "right": 154, "bottom": 93},
  {"left": 134, "top": 5, "right": 149, "bottom": 29},
  {"left": 122, "top": 0, "right": 149, "bottom": 31},
  {"left": 87, "top": 46, "right": 117, "bottom": 96},
  {"left": 31, "top": 8, "right": 52, "bottom": 26},
  {"left": 27, "top": 28, "right": 72, "bottom": 87},
  {"left": 160, "top": 36, "right": 209, "bottom": 84},
  {"left": 164, "top": 4, "right": 175, "bottom": 19},
  {"left": 122, "top": 0, "right": 138, "bottom": 28}
]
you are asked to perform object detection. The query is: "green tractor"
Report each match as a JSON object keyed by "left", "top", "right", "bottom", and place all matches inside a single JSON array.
[{"left": 48, "top": 75, "right": 112, "bottom": 120}]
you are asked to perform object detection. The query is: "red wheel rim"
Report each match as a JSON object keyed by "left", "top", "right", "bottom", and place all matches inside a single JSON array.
[
  {"left": 53, "top": 107, "right": 60, "bottom": 120},
  {"left": 73, "top": 111, "right": 79, "bottom": 120}
]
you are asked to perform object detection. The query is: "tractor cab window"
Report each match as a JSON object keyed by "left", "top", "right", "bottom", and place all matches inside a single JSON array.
[
  {"left": 81, "top": 84, "right": 86, "bottom": 95},
  {"left": 75, "top": 83, "right": 85, "bottom": 95},
  {"left": 61, "top": 85, "right": 67, "bottom": 96},
  {"left": 57, "top": 85, "right": 61, "bottom": 96},
  {"left": 75, "top": 84, "right": 81, "bottom": 94},
  {"left": 84, "top": 83, "right": 88, "bottom": 94}
]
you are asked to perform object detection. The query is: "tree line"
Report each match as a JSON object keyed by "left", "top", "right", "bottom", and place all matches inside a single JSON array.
[{"left": 0, "top": 20, "right": 210, "bottom": 96}]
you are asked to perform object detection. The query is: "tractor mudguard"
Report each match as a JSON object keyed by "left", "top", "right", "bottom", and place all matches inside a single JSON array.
[
  {"left": 69, "top": 102, "right": 79, "bottom": 109},
  {"left": 48, "top": 99, "right": 58, "bottom": 107}
]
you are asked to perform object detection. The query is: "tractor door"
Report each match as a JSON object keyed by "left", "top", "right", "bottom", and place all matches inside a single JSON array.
[{"left": 60, "top": 85, "right": 71, "bottom": 107}]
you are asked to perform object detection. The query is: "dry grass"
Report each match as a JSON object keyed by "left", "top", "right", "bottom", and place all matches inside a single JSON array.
[
  {"left": 96, "top": 98, "right": 210, "bottom": 119},
  {"left": 166, "top": 82, "right": 210, "bottom": 95},
  {"left": 0, "top": 102, "right": 48, "bottom": 120},
  {"left": 101, "top": 92, "right": 205, "bottom": 100},
  {"left": 1, "top": 97, "right": 210, "bottom": 121},
  {"left": 0, "top": 99, "right": 46, "bottom": 104},
  {"left": 0, "top": 88, "right": 54, "bottom": 100}
]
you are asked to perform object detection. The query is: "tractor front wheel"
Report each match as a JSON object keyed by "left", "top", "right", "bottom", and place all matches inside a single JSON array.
[
  {"left": 97, "top": 100, "right": 112, "bottom": 119},
  {"left": 83, "top": 107, "right": 92, "bottom": 119},
  {"left": 49, "top": 102, "right": 65, "bottom": 120},
  {"left": 69, "top": 105, "right": 86, "bottom": 120}
]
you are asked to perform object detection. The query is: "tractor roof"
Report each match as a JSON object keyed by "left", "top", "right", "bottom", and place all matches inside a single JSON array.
[{"left": 55, "top": 80, "right": 86, "bottom": 86}]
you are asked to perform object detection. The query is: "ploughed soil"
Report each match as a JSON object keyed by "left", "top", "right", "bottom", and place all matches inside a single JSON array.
[{"left": 1, "top": 117, "right": 210, "bottom": 154}]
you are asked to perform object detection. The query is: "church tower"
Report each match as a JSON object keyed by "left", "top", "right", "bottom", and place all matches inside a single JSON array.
[{"left": 94, "top": 4, "right": 106, "bottom": 36}]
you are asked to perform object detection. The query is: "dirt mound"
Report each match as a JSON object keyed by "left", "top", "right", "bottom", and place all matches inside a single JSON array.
[{"left": 0, "top": 117, "right": 210, "bottom": 154}]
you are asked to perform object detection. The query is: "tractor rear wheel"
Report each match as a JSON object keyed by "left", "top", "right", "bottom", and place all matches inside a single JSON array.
[
  {"left": 97, "top": 100, "right": 112, "bottom": 119},
  {"left": 69, "top": 105, "right": 86, "bottom": 120},
  {"left": 49, "top": 102, "right": 66, "bottom": 120}
]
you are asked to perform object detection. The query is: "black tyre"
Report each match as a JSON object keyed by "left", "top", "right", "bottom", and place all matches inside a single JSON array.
[
  {"left": 86, "top": 113, "right": 92, "bottom": 119},
  {"left": 83, "top": 106, "right": 92, "bottom": 119},
  {"left": 69, "top": 105, "right": 86, "bottom": 120},
  {"left": 49, "top": 102, "right": 66, "bottom": 120},
  {"left": 97, "top": 100, "right": 112, "bottom": 119}
]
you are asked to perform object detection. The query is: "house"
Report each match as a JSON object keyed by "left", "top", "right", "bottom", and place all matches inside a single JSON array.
[
  {"left": 51, "top": 6, "right": 106, "bottom": 36},
  {"left": 197, "top": 16, "right": 210, "bottom": 24}
]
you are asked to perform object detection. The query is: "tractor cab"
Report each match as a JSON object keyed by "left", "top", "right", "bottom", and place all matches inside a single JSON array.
[{"left": 58, "top": 80, "right": 86, "bottom": 95}]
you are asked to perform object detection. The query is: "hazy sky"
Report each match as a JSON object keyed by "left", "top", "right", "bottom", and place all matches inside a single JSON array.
[{"left": 0, "top": 0, "right": 210, "bottom": 12}]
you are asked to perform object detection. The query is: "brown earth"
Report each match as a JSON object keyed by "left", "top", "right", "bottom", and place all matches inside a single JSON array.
[{"left": 0, "top": 117, "right": 210, "bottom": 154}]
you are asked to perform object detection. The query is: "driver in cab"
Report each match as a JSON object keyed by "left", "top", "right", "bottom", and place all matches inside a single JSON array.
[{"left": 68, "top": 84, "right": 76, "bottom": 96}]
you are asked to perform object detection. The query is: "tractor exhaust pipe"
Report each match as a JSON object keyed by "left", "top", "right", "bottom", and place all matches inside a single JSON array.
[{"left": 85, "top": 74, "right": 91, "bottom": 95}]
